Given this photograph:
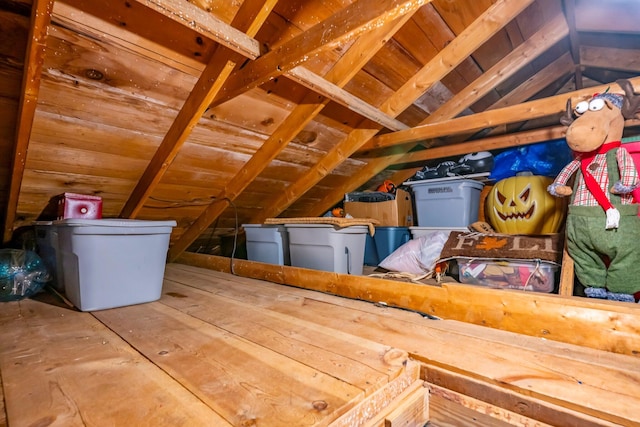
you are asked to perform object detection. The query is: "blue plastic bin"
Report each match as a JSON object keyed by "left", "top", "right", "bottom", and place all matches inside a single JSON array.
[
  {"left": 374, "top": 226, "right": 411, "bottom": 262},
  {"left": 364, "top": 234, "right": 379, "bottom": 266}
]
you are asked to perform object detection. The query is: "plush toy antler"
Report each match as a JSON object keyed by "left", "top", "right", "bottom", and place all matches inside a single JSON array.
[
  {"left": 616, "top": 79, "right": 640, "bottom": 119},
  {"left": 560, "top": 99, "right": 575, "bottom": 126}
]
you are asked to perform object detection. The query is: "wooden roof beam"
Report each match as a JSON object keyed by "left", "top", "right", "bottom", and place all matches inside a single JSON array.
[
  {"left": 356, "top": 13, "right": 569, "bottom": 155},
  {"left": 286, "top": 67, "right": 409, "bottom": 132},
  {"left": 167, "top": 14, "right": 420, "bottom": 261},
  {"left": 414, "top": 13, "right": 569, "bottom": 125},
  {"left": 251, "top": 0, "right": 535, "bottom": 221},
  {"left": 489, "top": 52, "right": 576, "bottom": 110},
  {"left": 118, "top": 0, "right": 423, "bottom": 219},
  {"left": 370, "top": 77, "right": 640, "bottom": 151},
  {"left": 209, "top": 0, "right": 431, "bottom": 108},
  {"left": 562, "top": 0, "right": 583, "bottom": 90},
  {"left": 58, "top": 0, "right": 415, "bottom": 134},
  {"left": 119, "top": 0, "right": 277, "bottom": 219},
  {"left": 396, "top": 126, "right": 568, "bottom": 167},
  {"left": 3, "top": 0, "right": 54, "bottom": 243},
  {"left": 131, "top": 0, "right": 261, "bottom": 59}
]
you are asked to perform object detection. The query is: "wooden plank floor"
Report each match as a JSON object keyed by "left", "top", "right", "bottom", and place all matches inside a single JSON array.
[{"left": 1, "top": 263, "right": 639, "bottom": 426}]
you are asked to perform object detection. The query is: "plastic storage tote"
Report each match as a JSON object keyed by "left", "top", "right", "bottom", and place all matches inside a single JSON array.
[
  {"left": 364, "top": 233, "right": 379, "bottom": 266},
  {"left": 457, "top": 258, "right": 558, "bottom": 293},
  {"left": 285, "top": 224, "right": 368, "bottom": 275},
  {"left": 55, "top": 218, "right": 176, "bottom": 311},
  {"left": 243, "top": 224, "right": 290, "bottom": 265},
  {"left": 409, "top": 226, "right": 469, "bottom": 239},
  {"left": 34, "top": 221, "right": 63, "bottom": 292},
  {"left": 404, "top": 178, "right": 484, "bottom": 227},
  {"left": 373, "top": 226, "right": 410, "bottom": 261}
]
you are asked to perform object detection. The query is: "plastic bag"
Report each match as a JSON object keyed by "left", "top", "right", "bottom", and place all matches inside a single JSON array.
[
  {"left": 0, "top": 249, "right": 51, "bottom": 302},
  {"left": 489, "top": 139, "right": 573, "bottom": 181},
  {"left": 378, "top": 231, "right": 450, "bottom": 274}
]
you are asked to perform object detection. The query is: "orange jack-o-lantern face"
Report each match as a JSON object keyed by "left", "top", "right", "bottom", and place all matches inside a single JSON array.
[
  {"left": 494, "top": 183, "right": 534, "bottom": 221},
  {"left": 485, "top": 175, "right": 566, "bottom": 234}
]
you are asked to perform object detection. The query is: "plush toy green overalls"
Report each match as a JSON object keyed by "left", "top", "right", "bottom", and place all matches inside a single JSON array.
[{"left": 565, "top": 148, "right": 640, "bottom": 301}]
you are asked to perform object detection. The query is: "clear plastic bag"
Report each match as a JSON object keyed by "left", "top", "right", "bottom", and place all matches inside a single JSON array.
[{"left": 0, "top": 249, "right": 51, "bottom": 302}]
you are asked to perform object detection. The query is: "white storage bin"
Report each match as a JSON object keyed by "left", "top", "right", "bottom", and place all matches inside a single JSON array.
[
  {"left": 404, "top": 178, "right": 484, "bottom": 227},
  {"left": 409, "top": 226, "right": 469, "bottom": 239},
  {"left": 285, "top": 224, "right": 368, "bottom": 275},
  {"left": 55, "top": 218, "right": 176, "bottom": 311},
  {"left": 243, "top": 224, "right": 290, "bottom": 265}
]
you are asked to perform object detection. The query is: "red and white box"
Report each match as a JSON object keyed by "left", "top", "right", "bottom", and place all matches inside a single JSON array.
[{"left": 56, "top": 193, "right": 103, "bottom": 220}]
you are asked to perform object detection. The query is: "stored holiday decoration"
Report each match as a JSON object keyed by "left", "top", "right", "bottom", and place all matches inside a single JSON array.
[
  {"left": 486, "top": 173, "right": 566, "bottom": 234},
  {"left": 410, "top": 151, "right": 494, "bottom": 180},
  {"left": 548, "top": 79, "right": 640, "bottom": 302}
]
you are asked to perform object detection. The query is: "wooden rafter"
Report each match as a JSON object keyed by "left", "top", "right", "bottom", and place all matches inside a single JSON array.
[
  {"left": 422, "top": 14, "right": 569, "bottom": 123},
  {"left": 356, "top": 12, "right": 569, "bottom": 156},
  {"left": 562, "top": 0, "right": 582, "bottom": 89},
  {"left": 167, "top": 13, "right": 420, "bottom": 261},
  {"left": 378, "top": 0, "right": 535, "bottom": 118},
  {"left": 118, "top": 0, "right": 435, "bottom": 221},
  {"left": 132, "top": 0, "right": 261, "bottom": 59},
  {"left": 209, "top": 0, "right": 431, "bottom": 109},
  {"left": 286, "top": 67, "right": 409, "bottom": 132},
  {"left": 251, "top": 0, "right": 535, "bottom": 222},
  {"left": 3, "top": 0, "right": 54, "bottom": 243},
  {"left": 119, "top": 0, "right": 278, "bottom": 219},
  {"left": 368, "top": 77, "right": 640, "bottom": 151},
  {"left": 489, "top": 52, "right": 575, "bottom": 110},
  {"left": 395, "top": 126, "right": 568, "bottom": 167}
]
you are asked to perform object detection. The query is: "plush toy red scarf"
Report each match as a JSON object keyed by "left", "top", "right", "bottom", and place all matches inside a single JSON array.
[{"left": 579, "top": 141, "right": 621, "bottom": 228}]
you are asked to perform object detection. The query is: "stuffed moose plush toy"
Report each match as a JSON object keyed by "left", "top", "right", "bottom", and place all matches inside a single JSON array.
[{"left": 548, "top": 79, "right": 640, "bottom": 302}]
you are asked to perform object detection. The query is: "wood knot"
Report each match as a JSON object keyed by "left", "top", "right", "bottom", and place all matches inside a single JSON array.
[
  {"left": 312, "top": 400, "right": 328, "bottom": 411},
  {"left": 382, "top": 348, "right": 409, "bottom": 366}
]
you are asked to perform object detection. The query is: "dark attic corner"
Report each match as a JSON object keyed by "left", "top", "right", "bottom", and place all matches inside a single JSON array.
[{"left": 1, "top": 0, "right": 639, "bottom": 425}]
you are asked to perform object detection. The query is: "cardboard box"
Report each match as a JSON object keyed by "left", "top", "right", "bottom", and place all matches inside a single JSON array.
[{"left": 344, "top": 189, "right": 414, "bottom": 226}]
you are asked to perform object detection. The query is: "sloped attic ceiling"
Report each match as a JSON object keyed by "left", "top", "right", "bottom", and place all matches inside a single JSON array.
[{"left": 1, "top": 0, "right": 640, "bottom": 259}]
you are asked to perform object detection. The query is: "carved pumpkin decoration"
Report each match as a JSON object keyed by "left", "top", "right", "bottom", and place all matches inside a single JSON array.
[{"left": 485, "top": 175, "right": 566, "bottom": 234}]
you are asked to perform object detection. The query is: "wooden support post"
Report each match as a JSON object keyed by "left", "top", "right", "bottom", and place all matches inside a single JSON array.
[{"left": 558, "top": 240, "right": 575, "bottom": 297}]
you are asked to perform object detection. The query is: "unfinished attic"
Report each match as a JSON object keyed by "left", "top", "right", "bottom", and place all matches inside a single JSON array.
[{"left": 2, "top": 0, "right": 640, "bottom": 425}]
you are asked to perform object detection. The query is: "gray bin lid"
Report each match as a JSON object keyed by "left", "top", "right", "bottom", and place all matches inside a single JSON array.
[{"left": 54, "top": 218, "right": 177, "bottom": 227}]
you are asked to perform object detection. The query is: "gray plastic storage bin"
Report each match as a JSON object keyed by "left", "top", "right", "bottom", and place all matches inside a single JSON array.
[
  {"left": 34, "top": 221, "right": 64, "bottom": 292},
  {"left": 243, "top": 224, "right": 290, "bottom": 265},
  {"left": 285, "top": 224, "right": 368, "bottom": 275},
  {"left": 55, "top": 218, "right": 176, "bottom": 311},
  {"left": 405, "top": 178, "right": 484, "bottom": 227}
]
